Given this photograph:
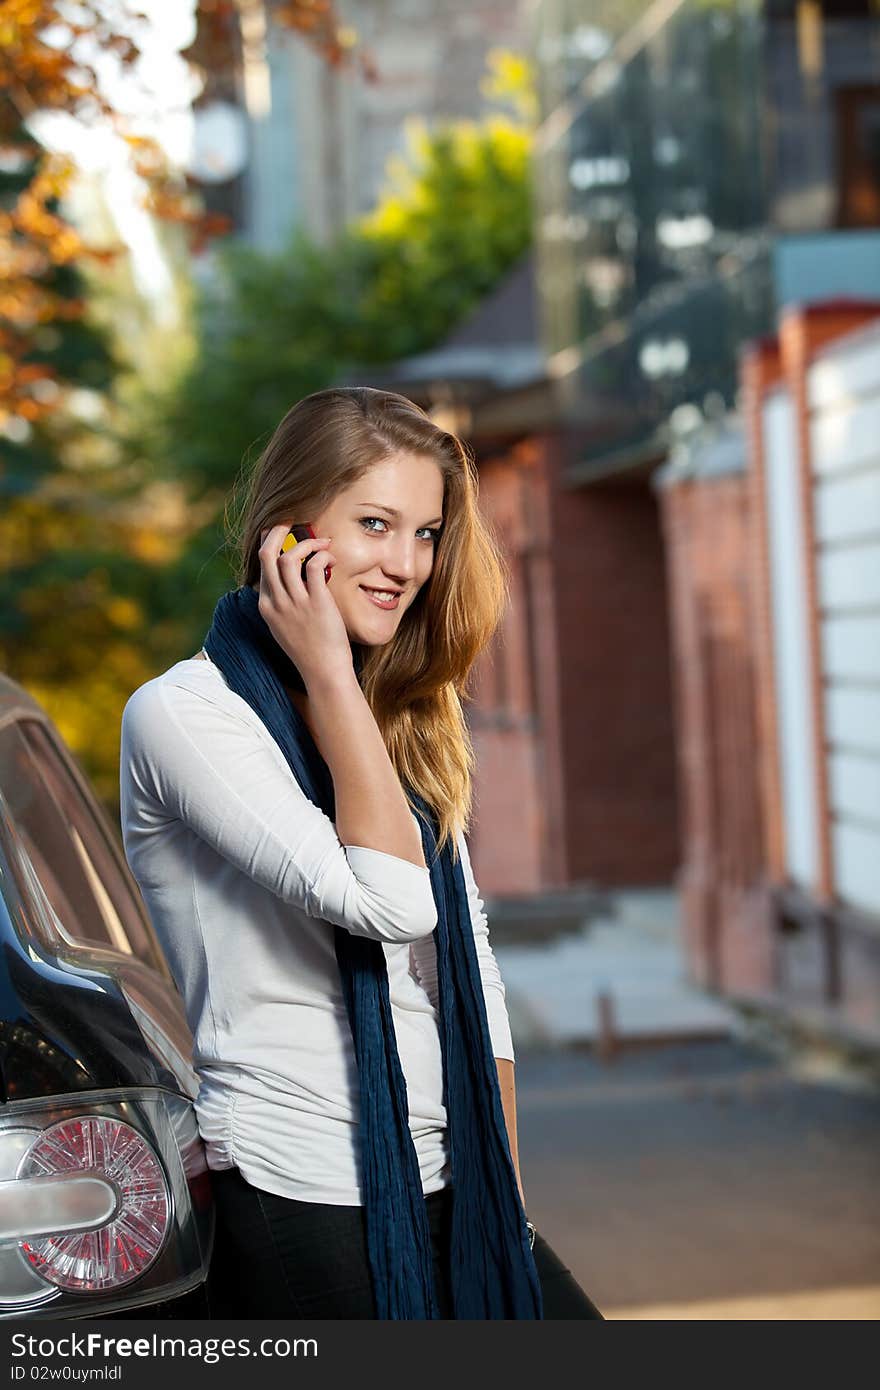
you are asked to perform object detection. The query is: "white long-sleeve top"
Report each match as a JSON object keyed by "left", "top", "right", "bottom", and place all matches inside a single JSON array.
[{"left": 119, "top": 651, "right": 514, "bottom": 1206}]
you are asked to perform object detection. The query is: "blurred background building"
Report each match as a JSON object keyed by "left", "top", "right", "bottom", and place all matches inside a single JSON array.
[
  {"left": 193, "top": 0, "right": 531, "bottom": 254},
  {"left": 350, "top": 0, "right": 880, "bottom": 1048},
  {"left": 528, "top": 0, "right": 880, "bottom": 1043}
]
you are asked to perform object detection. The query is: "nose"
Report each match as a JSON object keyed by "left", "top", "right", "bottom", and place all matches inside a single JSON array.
[{"left": 377, "top": 531, "right": 419, "bottom": 585}]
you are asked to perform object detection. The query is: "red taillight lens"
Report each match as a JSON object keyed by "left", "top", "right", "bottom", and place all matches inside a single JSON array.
[{"left": 17, "top": 1117, "right": 171, "bottom": 1292}]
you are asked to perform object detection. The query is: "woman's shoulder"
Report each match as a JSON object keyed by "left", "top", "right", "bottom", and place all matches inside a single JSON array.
[
  {"left": 121, "top": 650, "right": 255, "bottom": 741},
  {"left": 119, "top": 654, "right": 282, "bottom": 809},
  {"left": 125, "top": 649, "right": 216, "bottom": 700}
]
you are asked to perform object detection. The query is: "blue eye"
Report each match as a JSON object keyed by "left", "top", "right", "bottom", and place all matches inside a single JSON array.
[{"left": 359, "top": 517, "right": 442, "bottom": 541}]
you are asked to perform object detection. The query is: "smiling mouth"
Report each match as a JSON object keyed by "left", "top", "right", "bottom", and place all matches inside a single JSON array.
[{"left": 360, "top": 586, "right": 402, "bottom": 610}]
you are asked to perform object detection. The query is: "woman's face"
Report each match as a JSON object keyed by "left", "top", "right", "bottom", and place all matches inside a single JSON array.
[{"left": 307, "top": 452, "right": 446, "bottom": 647}]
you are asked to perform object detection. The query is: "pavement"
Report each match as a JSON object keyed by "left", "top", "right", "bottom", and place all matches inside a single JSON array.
[
  {"left": 492, "top": 886, "right": 737, "bottom": 1053},
  {"left": 513, "top": 1039, "right": 880, "bottom": 1320},
  {"left": 487, "top": 885, "right": 880, "bottom": 1320}
]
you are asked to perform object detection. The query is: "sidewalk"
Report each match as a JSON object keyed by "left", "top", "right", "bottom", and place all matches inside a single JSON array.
[
  {"left": 513, "top": 1039, "right": 880, "bottom": 1319},
  {"left": 490, "top": 886, "right": 737, "bottom": 1051},
  {"left": 494, "top": 888, "right": 880, "bottom": 1319}
]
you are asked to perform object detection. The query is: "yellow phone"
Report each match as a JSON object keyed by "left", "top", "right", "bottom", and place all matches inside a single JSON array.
[{"left": 281, "top": 524, "right": 332, "bottom": 585}]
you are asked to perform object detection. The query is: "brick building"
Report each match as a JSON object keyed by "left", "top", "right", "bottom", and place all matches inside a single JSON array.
[
  {"left": 359, "top": 251, "right": 680, "bottom": 896},
  {"left": 656, "top": 419, "right": 770, "bottom": 995},
  {"left": 523, "top": 0, "right": 880, "bottom": 1038},
  {"left": 655, "top": 300, "right": 880, "bottom": 1043}
]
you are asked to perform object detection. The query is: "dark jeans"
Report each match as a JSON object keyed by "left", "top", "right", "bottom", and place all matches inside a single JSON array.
[{"left": 206, "top": 1166, "right": 604, "bottom": 1320}]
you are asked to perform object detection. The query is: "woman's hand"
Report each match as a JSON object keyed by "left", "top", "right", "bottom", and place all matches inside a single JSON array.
[{"left": 257, "top": 524, "right": 353, "bottom": 688}]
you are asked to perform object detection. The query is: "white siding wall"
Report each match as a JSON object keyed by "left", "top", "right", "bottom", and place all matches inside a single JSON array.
[
  {"left": 809, "top": 324, "right": 880, "bottom": 919},
  {"left": 762, "top": 389, "right": 820, "bottom": 891}
]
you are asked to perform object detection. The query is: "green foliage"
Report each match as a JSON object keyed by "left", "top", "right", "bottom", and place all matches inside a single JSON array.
[{"left": 156, "top": 102, "right": 533, "bottom": 503}]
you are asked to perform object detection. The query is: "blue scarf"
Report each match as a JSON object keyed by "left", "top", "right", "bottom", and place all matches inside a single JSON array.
[{"left": 204, "top": 585, "right": 543, "bottom": 1319}]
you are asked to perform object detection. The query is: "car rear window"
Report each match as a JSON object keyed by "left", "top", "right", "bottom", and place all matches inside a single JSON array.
[{"left": 0, "top": 718, "right": 167, "bottom": 973}]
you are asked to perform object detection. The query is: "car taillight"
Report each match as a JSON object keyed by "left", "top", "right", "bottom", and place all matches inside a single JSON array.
[
  {"left": 0, "top": 1089, "right": 212, "bottom": 1319},
  {"left": 17, "top": 1117, "right": 172, "bottom": 1293}
]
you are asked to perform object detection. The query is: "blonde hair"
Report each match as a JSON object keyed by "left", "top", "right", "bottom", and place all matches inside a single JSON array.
[{"left": 228, "top": 386, "right": 510, "bottom": 862}]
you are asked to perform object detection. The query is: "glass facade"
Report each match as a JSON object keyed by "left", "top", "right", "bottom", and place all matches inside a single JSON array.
[
  {"left": 532, "top": 0, "right": 880, "bottom": 472},
  {"left": 766, "top": 0, "right": 880, "bottom": 231}
]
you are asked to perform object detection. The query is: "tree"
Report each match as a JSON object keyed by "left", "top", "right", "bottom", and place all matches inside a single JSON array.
[
  {"left": 155, "top": 56, "right": 535, "bottom": 504},
  {"left": 0, "top": 0, "right": 361, "bottom": 812},
  {"left": 0, "top": 0, "right": 361, "bottom": 429}
]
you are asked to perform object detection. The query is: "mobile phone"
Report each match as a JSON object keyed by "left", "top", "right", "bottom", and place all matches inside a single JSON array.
[{"left": 280, "top": 523, "right": 332, "bottom": 585}]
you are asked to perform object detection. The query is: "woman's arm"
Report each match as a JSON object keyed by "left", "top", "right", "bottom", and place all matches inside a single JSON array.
[
  {"left": 121, "top": 676, "right": 437, "bottom": 945},
  {"left": 306, "top": 668, "right": 427, "bottom": 869},
  {"left": 496, "top": 1058, "right": 526, "bottom": 1209},
  {"left": 255, "top": 527, "right": 424, "bottom": 869}
]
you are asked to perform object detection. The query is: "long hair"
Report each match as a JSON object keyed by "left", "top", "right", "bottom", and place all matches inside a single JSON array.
[{"left": 227, "top": 386, "right": 510, "bottom": 861}]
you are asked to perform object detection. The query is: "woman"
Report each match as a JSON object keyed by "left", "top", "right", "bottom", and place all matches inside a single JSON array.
[{"left": 120, "top": 386, "right": 603, "bottom": 1320}]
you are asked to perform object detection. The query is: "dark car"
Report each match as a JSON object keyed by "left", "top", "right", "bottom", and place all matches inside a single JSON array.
[{"left": 0, "top": 671, "right": 213, "bottom": 1319}]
